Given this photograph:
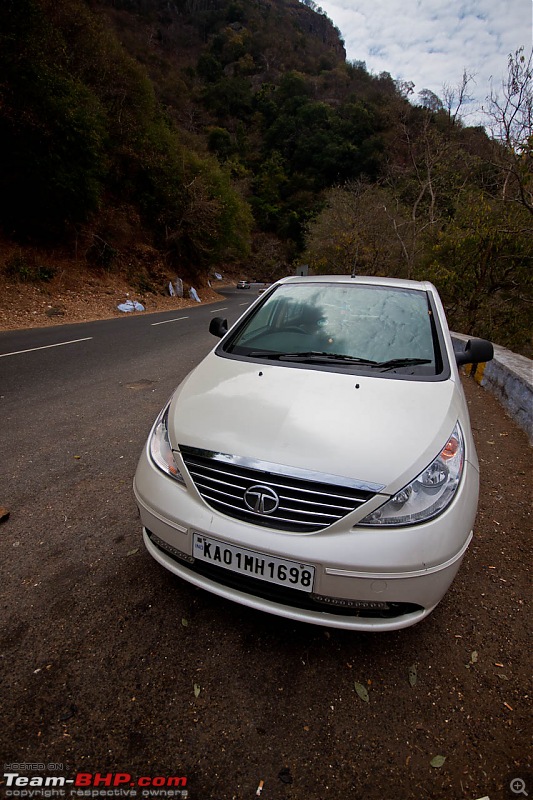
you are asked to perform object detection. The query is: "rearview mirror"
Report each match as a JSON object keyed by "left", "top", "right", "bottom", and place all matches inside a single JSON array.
[
  {"left": 455, "top": 338, "right": 494, "bottom": 366},
  {"left": 209, "top": 317, "right": 228, "bottom": 338}
]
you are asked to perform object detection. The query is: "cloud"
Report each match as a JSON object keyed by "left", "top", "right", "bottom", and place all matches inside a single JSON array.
[{"left": 314, "top": 0, "right": 532, "bottom": 123}]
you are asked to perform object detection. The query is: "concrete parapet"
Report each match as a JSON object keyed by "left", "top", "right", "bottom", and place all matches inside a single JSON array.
[{"left": 453, "top": 333, "right": 533, "bottom": 445}]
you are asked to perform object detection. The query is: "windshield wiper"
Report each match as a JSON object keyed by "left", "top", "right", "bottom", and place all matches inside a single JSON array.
[
  {"left": 248, "top": 350, "right": 379, "bottom": 365},
  {"left": 247, "top": 351, "right": 432, "bottom": 370},
  {"left": 376, "top": 358, "right": 432, "bottom": 372}
]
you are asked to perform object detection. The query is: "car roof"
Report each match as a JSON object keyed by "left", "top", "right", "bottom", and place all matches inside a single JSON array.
[{"left": 278, "top": 274, "right": 435, "bottom": 292}]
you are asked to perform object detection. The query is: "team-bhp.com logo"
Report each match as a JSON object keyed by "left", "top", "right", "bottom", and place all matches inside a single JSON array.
[{"left": 2, "top": 771, "right": 188, "bottom": 798}]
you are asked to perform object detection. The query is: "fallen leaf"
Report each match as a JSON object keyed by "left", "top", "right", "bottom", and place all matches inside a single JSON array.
[
  {"left": 430, "top": 755, "right": 446, "bottom": 768},
  {"left": 181, "top": 618, "right": 188, "bottom": 627},
  {"left": 470, "top": 651, "right": 478, "bottom": 663},
  {"left": 408, "top": 663, "right": 417, "bottom": 687},
  {"left": 127, "top": 548, "right": 139, "bottom": 556},
  {"left": 354, "top": 681, "right": 369, "bottom": 702},
  {"left": 193, "top": 683, "right": 201, "bottom": 698}
]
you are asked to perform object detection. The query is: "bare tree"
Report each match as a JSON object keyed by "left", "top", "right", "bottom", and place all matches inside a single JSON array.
[
  {"left": 442, "top": 68, "right": 477, "bottom": 123},
  {"left": 382, "top": 111, "right": 457, "bottom": 277},
  {"left": 485, "top": 47, "right": 533, "bottom": 215},
  {"left": 487, "top": 48, "right": 532, "bottom": 151}
]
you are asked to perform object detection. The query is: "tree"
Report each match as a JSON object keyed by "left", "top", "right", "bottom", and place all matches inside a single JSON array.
[
  {"left": 425, "top": 190, "right": 532, "bottom": 353},
  {"left": 442, "top": 69, "right": 477, "bottom": 124},
  {"left": 0, "top": 0, "right": 108, "bottom": 240},
  {"left": 302, "top": 183, "right": 409, "bottom": 276},
  {"left": 485, "top": 48, "right": 533, "bottom": 215},
  {"left": 381, "top": 110, "right": 453, "bottom": 277},
  {"left": 418, "top": 89, "right": 444, "bottom": 113}
]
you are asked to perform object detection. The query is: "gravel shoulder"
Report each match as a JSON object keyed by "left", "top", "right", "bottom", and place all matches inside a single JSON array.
[{"left": 0, "top": 273, "right": 225, "bottom": 331}]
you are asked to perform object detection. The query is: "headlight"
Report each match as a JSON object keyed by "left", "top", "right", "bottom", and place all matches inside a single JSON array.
[
  {"left": 359, "top": 422, "right": 465, "bottom": 526},
  {"left": 149, "top": 404, "right": 185, "bottom": 484}
]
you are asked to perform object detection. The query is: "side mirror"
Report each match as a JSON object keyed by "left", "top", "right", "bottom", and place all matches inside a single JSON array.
[
  {"left": 209, "top": 317, "right": 228, "bottom": 338},
  {"left": 455, "top": 337, "right": 494, "bottom": 366}
]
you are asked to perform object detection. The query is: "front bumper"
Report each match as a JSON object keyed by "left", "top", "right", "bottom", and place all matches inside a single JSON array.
[{"left": 133, "top": 446, "right": 478, "bottom": 632}]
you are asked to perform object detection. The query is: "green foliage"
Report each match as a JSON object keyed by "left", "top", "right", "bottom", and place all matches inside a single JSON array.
[
  {"left": 245, "top": 71, "right": 385, "bottom": 248},
  {"left": 207, "top": 127, "right": 235, "bottom": 160},
  {"left": 202, "top": 76, "right": 253, "bottom": 119},
  {"left": 0, "top": 0, "right": 108, "bottom": 239},
  {"left": 203, "top": 160, "right": 253, "bottom": 262},
  {"left": 162, "top": 149, "right": 252, "bottom": 272},
  {"left": 423, "top": 191, "right": 533, "bottom": 353},
  {"left": 197, "top": 53, "right": 223, "bottom": 83},
  {"left": 284, "top": 99, "right": 380, "bottom": 186},
  {"left": 4, "top": 253, "right": 56, "bottom": 282},
  {"left": 251, "top": 152, "right": 290, "bottom": 230},
  {"left": 226, "top": 3, "right": 246, "bottom": 24}
]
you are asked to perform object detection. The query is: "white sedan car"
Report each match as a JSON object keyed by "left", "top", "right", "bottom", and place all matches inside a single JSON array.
[{"left": 134, "top": 275, "right": 493, "bottom": 631}]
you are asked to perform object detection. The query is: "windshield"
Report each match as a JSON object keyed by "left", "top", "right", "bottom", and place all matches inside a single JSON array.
[{"left": 224, "top": 282, "right": 443, "bottom": 375}]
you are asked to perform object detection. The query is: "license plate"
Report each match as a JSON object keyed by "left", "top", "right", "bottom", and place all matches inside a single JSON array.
[{"left": 192, "top": 533, "right": 315, "bottom": 593}]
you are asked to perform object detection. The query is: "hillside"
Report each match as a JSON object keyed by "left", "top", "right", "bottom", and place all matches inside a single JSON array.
[{"left": 0, "top": 0, "right": 531, "bottom": 352}]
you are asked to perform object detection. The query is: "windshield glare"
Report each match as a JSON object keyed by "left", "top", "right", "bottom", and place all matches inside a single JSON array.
[{"left": 225, "top": 283, "right": 441, "bottom": 374}]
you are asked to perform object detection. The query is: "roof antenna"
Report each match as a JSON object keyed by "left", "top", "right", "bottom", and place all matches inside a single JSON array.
[{"left": 351, "top": 245, "right": 359, "bottom": 278}]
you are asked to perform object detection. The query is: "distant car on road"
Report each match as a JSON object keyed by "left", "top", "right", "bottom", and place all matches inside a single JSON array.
[
  {"left": 134, "top": 274, "right": 494, "bottom": 631},
  {"left": 237, "top": 280, "right": 250, "bottom": 289}
]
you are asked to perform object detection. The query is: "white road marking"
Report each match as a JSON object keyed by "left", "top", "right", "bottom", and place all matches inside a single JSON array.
[
  {"left": 210, "top": 307, "right": 228, "bottom": 313},
  {"left": 0, "top": 337, "right": 93, "bottom": 358},
  {"left": 151, "top": 316, "right": 189, "bottom": 326}
]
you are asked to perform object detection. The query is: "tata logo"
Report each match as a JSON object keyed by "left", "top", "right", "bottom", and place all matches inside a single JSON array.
[{"left": 244, "top": 485, "right": 280, "bottom": 515}]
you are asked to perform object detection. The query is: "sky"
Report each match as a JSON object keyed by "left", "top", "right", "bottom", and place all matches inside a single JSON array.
[{"left": 313, "top": 0, "right": 532, "bottom": 125}]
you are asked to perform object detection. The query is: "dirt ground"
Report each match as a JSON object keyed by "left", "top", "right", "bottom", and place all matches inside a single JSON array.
[
  {"left": 0, "top": 271, "right": 226, "bottom": 331},
  {"left": 0, "top": 279, "right": 531, "bottom": 800}
]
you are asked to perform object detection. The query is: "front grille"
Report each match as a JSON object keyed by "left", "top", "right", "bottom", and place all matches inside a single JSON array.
[
  {"left": 147, "top": 530, "right": 421, "bottom": 620},
  {"left": 179, "top": 445, "right": 380, "bottom": 532}
]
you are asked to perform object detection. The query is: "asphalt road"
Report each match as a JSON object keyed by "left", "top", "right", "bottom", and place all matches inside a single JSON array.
[
  {"left": 0, "top": 289, "right": 252, "bottom": 516},
  {"left": 0, "top": 288, "right": 253, "bottom": 397},
  {"left": 0, "top": 288, "right": 530, "bottom": 800}
]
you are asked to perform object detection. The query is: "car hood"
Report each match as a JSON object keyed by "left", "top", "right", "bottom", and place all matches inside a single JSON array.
[{"left": 169, "top": 352, "right": 465, "bottom": 495}]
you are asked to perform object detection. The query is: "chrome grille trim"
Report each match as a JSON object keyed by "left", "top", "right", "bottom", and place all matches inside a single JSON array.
[
  {"left": 181, "top": 446, "right": 384, "bottom": 493},
  {"left": 179, "top": 445, "right": 380, "bottom": 532}
]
